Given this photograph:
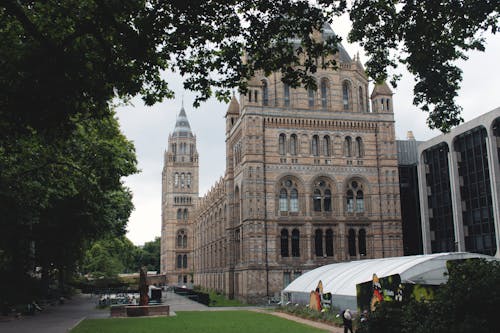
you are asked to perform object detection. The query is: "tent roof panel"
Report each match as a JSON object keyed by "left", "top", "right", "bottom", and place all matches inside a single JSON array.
[{"left": 283, "top": 253, "right": 495, "bottom": 297}]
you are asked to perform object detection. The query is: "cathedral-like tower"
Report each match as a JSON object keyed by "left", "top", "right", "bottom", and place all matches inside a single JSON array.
[{"left": 161, "top": 106, "right": 199, "bottom": 285}]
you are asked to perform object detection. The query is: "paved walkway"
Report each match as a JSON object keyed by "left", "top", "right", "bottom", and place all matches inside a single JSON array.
[
  {"left": 0, "top": 294, "right": 107, "bottom": 333},
  {"left": 0, "top": 292, "right": 343, "bottom": 333},
  {"left": 164, "top": 291, "right": 267, "bottom": 312}
]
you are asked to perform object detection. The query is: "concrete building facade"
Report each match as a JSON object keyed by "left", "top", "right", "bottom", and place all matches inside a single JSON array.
[
  {"left": 417, "top": 107, "right": 500, "bottom": 257},
  {"left": 161, "top": 26, "right": 404, "bottom": 302}
]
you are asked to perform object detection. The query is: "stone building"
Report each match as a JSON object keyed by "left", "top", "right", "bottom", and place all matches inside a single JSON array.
[
  {"left": 160, "top": 106, "right": 199, "bottom": 285},
  {"left": 161, "top": 26, "right": 403, "bottom": 302}
]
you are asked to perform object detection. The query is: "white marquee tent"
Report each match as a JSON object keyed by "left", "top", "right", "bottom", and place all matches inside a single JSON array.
[{"left": 281, "top": 252, "right": 495, "bottom": 310}]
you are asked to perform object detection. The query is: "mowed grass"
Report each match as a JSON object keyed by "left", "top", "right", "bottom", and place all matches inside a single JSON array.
[{"left": 71, "top": 310, "right": 328, "bottom": 333}]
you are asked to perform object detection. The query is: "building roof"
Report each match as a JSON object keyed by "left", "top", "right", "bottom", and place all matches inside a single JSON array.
[
  {"left": 371, "top": 81, "right": 393, "bottom": 98},
  {"left": 283, "top": 252, "right": 495, "bottom": 298},
  {"left": 397, "top": 139, "right": 423, "bottom": 165},
  {"left": 226, "top": 95, "right": 240, "bottom": 115},
  {"left": 321, "top": 22, "right": 352, "bottom": 63},
  {"left": 172, "top": 106, "right": 193, "bottom": 138}
]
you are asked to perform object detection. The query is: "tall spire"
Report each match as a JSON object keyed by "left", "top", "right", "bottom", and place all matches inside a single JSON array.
[{"left": 173, "top": 104, "right": 193, "bottom": 138}]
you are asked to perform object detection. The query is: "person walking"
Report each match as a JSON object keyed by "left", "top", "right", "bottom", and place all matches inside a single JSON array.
[{"left": 341, "top": 308, "right": 353, "bottom": 333}]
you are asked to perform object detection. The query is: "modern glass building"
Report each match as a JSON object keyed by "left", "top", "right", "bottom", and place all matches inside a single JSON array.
[{"left": 418, "top": 107, "right": 500, "bottom": 257}]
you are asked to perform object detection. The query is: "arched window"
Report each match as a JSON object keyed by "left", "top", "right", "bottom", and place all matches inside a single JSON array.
[
  {"left": 187, "top": 173, "right": 191, "bottom": 188},
  {"left": 346, "top": 180, "right": 365, "bottom": 214},
  {"left": 348, "top": 229, "right": 356, "bottom": 256},
  {"left": 235, "top": 186, "right": 241, "bottom": 222},
  {"left": 177, "top": 231, "right": 183, "bottom": 247},
  {"left": 280, "top": 229, "right": 289, "bottom": 257},
  {"left": 312, "top": 179, "right": 333, "bottom": 213},
  {"left": 312, "top": 135, "right": 319, "bottom": 156},
  {"left": 172, "top": 143, "right": 177, "bottom": 155},
  {"left": 346, "top": 190, "right": 354, "bottom": 213},
  {"left": 342, "top": 81, "right": 351, "bottom": 110},
  {"left": 177, "top": 255, "right": 182, "bottom": 269},
  {"left": 386, "top": 99, "right": 390, "bottom": 111},
  {"left": 262, "top": 80, "right": 269, "bottom": 106},
  {"left": 183, "top": 234, "right": 187, "bottom": 248},
  {"left": 279, "top": 178, "right": 299, "bottom": 213},
  {"left": 325, "top": 229, "right": 334, "bottom": 257},
  {"left": 279, "top": 134, "right": 286, "bottom": 155},
  {"left": 284, "top": 84, "right": 290, "bottom": 106},
  {"left": 344, "top": 136, "right": 352, "bottom": 157},
  {"left": 359, "top": 229, "right": 367, "bottom": 256},
  {"left": 183, "top": 208, "right": 188, "bottom": 220},
  {"left": 290, "top": 189, "right": 299, "bottom": 212},
  {"left": 248, "top": 90, "right": 252, "bottom": 102},
  {"left": 183, "top": 254, "right": 187, "bottom": 268},
  {"left": 356, "top": 137, "right": 364, "bottom": 157},
  {"left": 292, "top": 229, "right": 300, "bottom": 257},
  {"left": 313, "top": 189, "right": 322, "bottom": 212},
  {"left": 180, "top": 173, "right": 185, "bottom": 188},
  {"left": 174, "top": 173, "right": 179, "bottom": 187},
  {"left": 315, "top": 229, "right": 323, "bottom": 256},
  {"left": 290, "top": 134, "right": 297, "bottom": 155},
  {"left": 356, "top": 190, "right": 364, "bottom": 212},
  {"left": 254, "top": 90, "right": 258, "bottom": 103},
  {"left": 324, "top": 189, "right": 332, "bottom": 212},
  {"left": 308, "top": 88, "right": 315, "bottom": 107},
  {"left": 177, "top": 209, "right": 182, "bottom": 220},
  {"left": 320, "top": 79, "right": 328, "bottom": 108},
  {"left": 323, "top": 135, "right": 330, "bottom": 156},
  {"left": 358, "top": 86, "right": 364, "bottom": 112},
  {"left": 279, "top": 188, "right": 288, "bottom": 212}
]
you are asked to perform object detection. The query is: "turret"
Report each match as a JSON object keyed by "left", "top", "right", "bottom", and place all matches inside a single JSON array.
[
  {"left": 225, "top": 94, "right": 240, "bottom": 134},
  {"left": 370, "top": 82, "right": 393, "bottom": 113}
]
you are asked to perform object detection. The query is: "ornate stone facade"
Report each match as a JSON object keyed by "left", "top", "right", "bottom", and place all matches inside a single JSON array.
[
  {"left": 160, "top": 106, "right": 199, "bottom": 285},
  {"left": 161, "top": 28, "right": 403, "bottom": 302}
]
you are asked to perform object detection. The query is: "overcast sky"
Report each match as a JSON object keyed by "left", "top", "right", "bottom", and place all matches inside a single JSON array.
[{"left": 116, "top": 18, "right": 500, "bottom": 245}]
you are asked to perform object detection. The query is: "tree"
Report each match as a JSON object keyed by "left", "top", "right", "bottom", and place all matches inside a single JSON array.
[
  {"left": 402, "top": 259, "right": 500, "bottom": 333},
  {"left": 82, "top": 236, "right": 140, "bottom": 277},
  {"left": 2, "top": 1, "right": 497, "bottom": 135},
  {"left": 359, "top": 259, "right": 500, "bottom": 333},
  {"left": 137, "top": 237, "right": 161, "bottom": 272},
  {"left": 0, "top": 112, "right": 137, "bottom": 298},
  {"left": 349, "top": 0, "right": 499, "bottom": 132},
  {"left": 82, "top": 242, "right": 124, "bottom": 279},
  {"left": 0, "top": 0, "right": 345, "bottom": 136}
]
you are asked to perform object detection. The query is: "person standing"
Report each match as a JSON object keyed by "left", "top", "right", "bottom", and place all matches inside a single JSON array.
[{"left": 341, "top": 308, "right": 353, "bottom": 333}]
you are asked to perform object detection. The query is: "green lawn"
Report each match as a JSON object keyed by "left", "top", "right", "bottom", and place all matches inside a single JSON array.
[{"left": 71, "top": 310, "right": 328, "bottom": 333}]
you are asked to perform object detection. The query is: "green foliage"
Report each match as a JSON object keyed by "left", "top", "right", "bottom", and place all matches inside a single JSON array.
[
  {"left": 81, "top": 236, "right": 160, "bottom": 279},
  {"left": 279, "top": 304, "right": 343, "bottom": 327},
  {"left": 82, "top": 242, "right": 124, "bottom": 278},
  {"left": 136, "top": 237, "right": 161, "bottom": 272},
  {"left": 359, "top": 259, "right": 500, "bottom": 333},
  {"left": 203, "top": 289, "right": 247, "bottom": 307},
  {"left": 72, "top": 311, "right": 328, "bottom": 333},
  {"left": 0, "top": 112, "right": 138, "bottom": 300},
  {"left": 0, "top": 0, "right": 344, "bottom": 134},
  {"left": 349, "top": 0, "right": 500, "bottom": 132},
  {"left": 356, "top": 302, "right": 403, "bottom": 333}
]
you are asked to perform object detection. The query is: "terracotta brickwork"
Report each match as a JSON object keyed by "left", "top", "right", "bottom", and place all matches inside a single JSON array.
[{"left": 161, "top": 32, "right": 403, "bottom": 303}]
